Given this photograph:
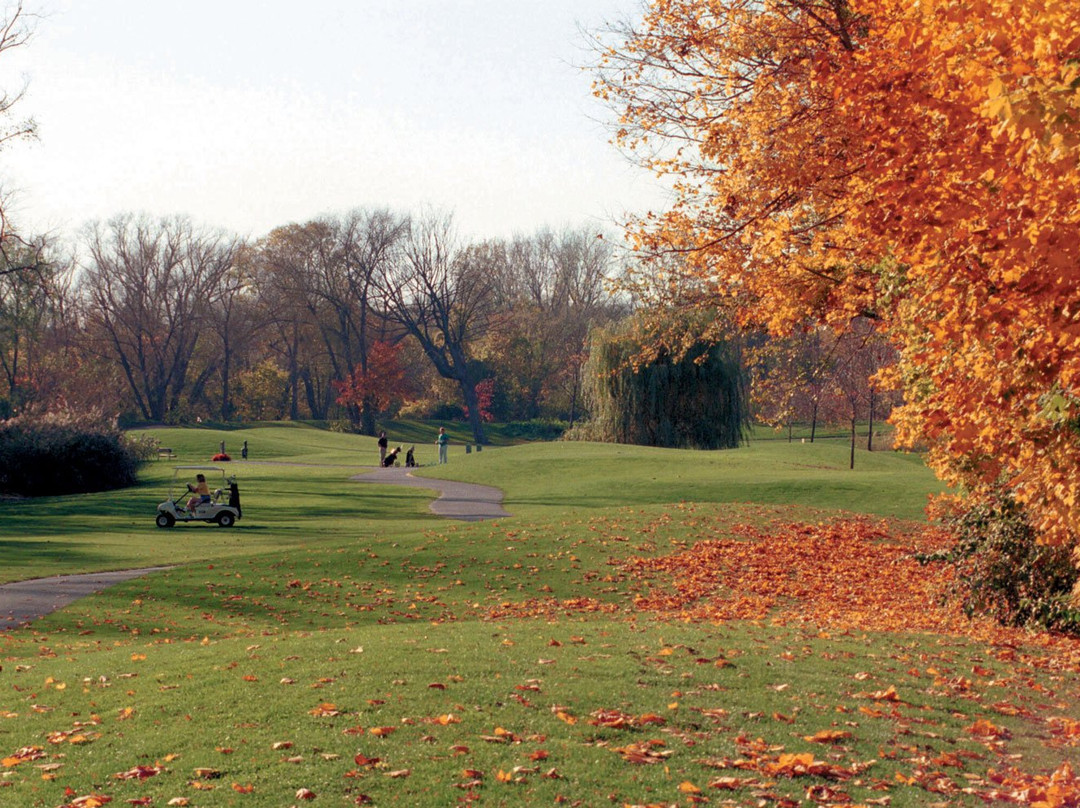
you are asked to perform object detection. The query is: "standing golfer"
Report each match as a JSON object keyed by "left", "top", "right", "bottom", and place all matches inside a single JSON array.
[
  {"left": 436, "top": 427, "right": 448, "bottom": 464},
  {"left": 377, "top": 431, "right": 388, "bottom": 466}
]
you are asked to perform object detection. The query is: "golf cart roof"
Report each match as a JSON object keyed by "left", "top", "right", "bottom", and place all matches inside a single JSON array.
[{"left": 173, "top": 465, "right": 228, "bottom": 474}]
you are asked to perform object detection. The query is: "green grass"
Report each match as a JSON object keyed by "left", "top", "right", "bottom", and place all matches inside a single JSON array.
[
  {"left": 411, "top": 438, "right": 939, "bottom": 521},
  {"left": 5, "top": 620, "right": 1053, "bottom": 807},
  {"left": 1, "top": 426, "right": 1076, "bottom": 808},
  {"left": 2, "top": 429, "right": 939, "bottom": 585}
]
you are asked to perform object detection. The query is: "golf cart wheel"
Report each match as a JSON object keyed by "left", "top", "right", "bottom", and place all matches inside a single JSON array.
[
  {"left": 156, "top": 512, "right": 175, "bottom": 528},
  {"left": 216, "top": 511, "right": 235, "bottom": 528}
]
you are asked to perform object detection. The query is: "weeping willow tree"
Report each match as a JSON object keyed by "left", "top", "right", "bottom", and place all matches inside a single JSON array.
[{"left": 581, "top": 317, "right": 749, "bottom": 449}]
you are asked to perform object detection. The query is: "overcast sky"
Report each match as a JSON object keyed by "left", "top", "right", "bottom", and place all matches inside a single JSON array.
[{"left": 0, "top": 0, "right": 666, "bottom": 245}]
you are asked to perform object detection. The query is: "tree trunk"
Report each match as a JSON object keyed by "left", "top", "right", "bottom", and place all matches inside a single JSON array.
[
  {"left": 301, "top": 369, "right": 321, "bottom": 419},
  {"left": 344, "top": 400, "right": 362, "bottom": 430},
  {"left": 460, "top": 377, "right": 487, "bottom": 445},
  {"left": 287, "top": 326, "right": 301, "bottom": 420},
  {"left": 568, "top": 377, "right": 578, "bottom": 429},
  {"left": 220, "top": 344, "right": 233, "bottom": 421},
  {"left": 866, "top": 388, "right": 875, "bottom": 452},
  {"left": 849, "top": 417, "right": 856, "bottom": 470},
  {"left": 360, "top": 395, "right": 377, "bottom": 436}
]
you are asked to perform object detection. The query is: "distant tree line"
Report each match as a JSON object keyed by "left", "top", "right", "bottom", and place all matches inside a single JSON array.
[
  {"left": 0, "top": 211, "right": 626, "bottom": 444},
  {"left": 1, "top": 210, "right": 900, "bottom": 454}
]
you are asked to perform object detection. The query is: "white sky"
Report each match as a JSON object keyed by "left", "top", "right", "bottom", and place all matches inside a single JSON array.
[{"left": 0, "top": 0, "right": 666, "bottom": 244}]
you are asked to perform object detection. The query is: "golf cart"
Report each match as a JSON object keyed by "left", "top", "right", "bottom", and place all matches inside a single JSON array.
[{"left": 156, "top": 465, "right": 242, "bottom": 528}]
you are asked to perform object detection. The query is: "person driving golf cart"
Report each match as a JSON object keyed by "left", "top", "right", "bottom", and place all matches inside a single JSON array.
[{"left": 186, "top": 473, "right": 211, "bottom": 512}]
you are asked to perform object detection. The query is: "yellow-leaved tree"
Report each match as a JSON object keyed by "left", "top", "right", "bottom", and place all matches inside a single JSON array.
[{"left": 595, "top": 0, "right": 1080, "bottom": 560}]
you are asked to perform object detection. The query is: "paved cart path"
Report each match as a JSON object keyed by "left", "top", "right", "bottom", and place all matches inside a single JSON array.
[
  {"left": 0, "top": 467, "right": 509, "bottom": 631},
  {"left": 0, "top": 567, "right": 174, "bottom": 632},
  {"left": 349, "top": 465, "right": 512, "bottom": 521}
]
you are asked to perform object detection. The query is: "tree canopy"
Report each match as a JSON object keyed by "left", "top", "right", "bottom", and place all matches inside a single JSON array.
[{"left": 595, "top": 0, "right": 1080, "bottom": 545}]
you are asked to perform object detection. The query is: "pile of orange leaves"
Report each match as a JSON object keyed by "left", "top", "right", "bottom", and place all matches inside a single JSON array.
[
  {"left": 491, "top": 515, "right": 1080, "bottom": 661},
  {"left": 622, "top": 518, "right": 965, "bottom": 632}
]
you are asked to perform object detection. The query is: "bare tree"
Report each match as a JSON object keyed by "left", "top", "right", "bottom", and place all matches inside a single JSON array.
[
  {"left": 378, "top": 212, "right": 495, "bottom": 444},
  {"left": 326, "top": 209, "right": 408, "bottom": 433},
  {"left": 80, "top": 215, "right": 240, "bottom": 421},
  {"left": 0, "top": 240, "right": 62, "bottom": 414},
  {"left": 0, "top": 2, "right": 45, "bottom": 281},
  {"left": 252, "top": 210, "right": 406, "bottom": 428},
  {"left": 253, "top": 223, "right": 322, "bottom": 419},
  {"left": 194, "top": 243, "right": 265, "bottom": 420},
  {"left": 488, "top": 227, "right": 620, "bottom": 422}
]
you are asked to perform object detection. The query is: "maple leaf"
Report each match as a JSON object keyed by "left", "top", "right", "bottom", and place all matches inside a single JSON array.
[
  {"left": 804, "top": 729, "right": 853, "bottom": 744},
  {"left": 867, "top": 686, "right": 900, "bottom": 702},
  {"left": 611, "top": 741, "right": 673, "bottom": 764},
  {"left": 806, "top": 784, "right": 852, "bottom": 803},
  {"left": 61, "top": 796, "right": 113, "bottom": 808},
  {"left": 966, "top": 719, "right": 1011, "bottom": 740}
]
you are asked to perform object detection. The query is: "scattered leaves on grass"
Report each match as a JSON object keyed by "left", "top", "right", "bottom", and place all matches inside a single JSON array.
[{"left": 1, "top": 746, "right": 44, "bottom": 767}]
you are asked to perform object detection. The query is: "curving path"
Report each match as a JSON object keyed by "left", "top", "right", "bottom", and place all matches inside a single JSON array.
[
  {"left": 0, "top": 466, "right": 509, "bottom": 631},
  {"left": 0, "top": 567, "right": 174, "bottom": 632},
  {"left": 350, "top": 465, "right": 511, "bottom": 521}
]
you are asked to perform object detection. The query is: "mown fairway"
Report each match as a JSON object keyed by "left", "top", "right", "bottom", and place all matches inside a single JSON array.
[{"left": 2, "top": 426, "right": 1078, "bottom": 807}]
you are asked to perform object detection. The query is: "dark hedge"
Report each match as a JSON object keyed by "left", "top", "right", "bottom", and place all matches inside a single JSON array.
[{"left": 0, "top": 423, "right": 140, "bottom": 497}]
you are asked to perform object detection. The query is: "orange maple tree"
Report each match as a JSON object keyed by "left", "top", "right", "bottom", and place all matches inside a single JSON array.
[{"left": 595, "top": 2, "right": 1080, "bottom": 552}]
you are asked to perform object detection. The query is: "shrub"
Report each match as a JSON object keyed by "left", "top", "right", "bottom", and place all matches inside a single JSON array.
[
  {"left": 125, "top": 431, "right": 161, "bottom": 463},
  {"left": 429, "top": 401, "right": 466, "bottom": 421},
  {"left": 503, "top": 419, "right": 568, "bottom": 441},
  {"left": 0, "top": 419, "right": 140, "bottom": 497},
  {"left": 942, "top": 495, "right": 1080, "bottom": 635}
]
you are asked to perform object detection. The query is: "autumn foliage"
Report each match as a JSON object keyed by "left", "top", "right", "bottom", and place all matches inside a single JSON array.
[
  {"left": 334, "top": 340, "right": 410, "bottom": 418},
  {"left": 596, "top": 2, "right": 1080, "bottom": 552}
]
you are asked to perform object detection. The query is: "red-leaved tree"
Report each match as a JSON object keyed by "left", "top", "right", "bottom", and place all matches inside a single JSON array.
[{"left": 335, "top": 340, "right": 411, "bottom": 419}]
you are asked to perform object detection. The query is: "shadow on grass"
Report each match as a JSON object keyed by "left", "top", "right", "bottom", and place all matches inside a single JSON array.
[{"left": 0, "top": 540, "right": 110, "bottom": 569}]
